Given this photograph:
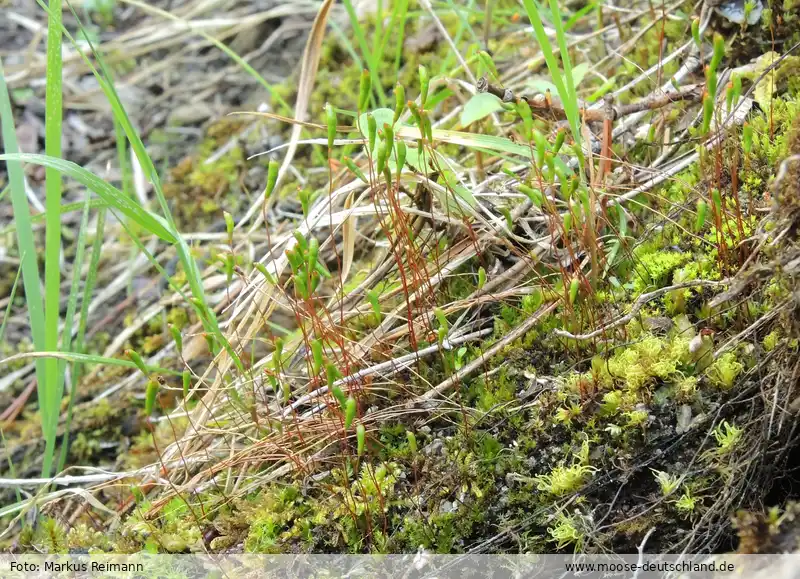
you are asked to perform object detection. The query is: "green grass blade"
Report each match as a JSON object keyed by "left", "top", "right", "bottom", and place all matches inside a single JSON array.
[
  {"left": 521, "top": 0, "right": 582, "bottom": 157},
  {"left": 55, "top": 196, "right": 92, "bottom": 473},
  {"left": 330, "top": 20, "right": 365, "bottom": 71},
  {"left": 42, "top": 0, "right": 65, "bottom": 478},
  {"left": 548, "top": 0, "right": 582, "bottom": 155},
  {"left": 0, "top": 153, "right": 177, "bottom": 243},
  {"left": 341, "top": 0, "right": 385, "bottom": 107},
  {"left": 565, "top": 1, "right": 597, "bottom": 30},
  {"left": 0, "top": 350, "right": 181, "bottom": 377},
  {"left": 114, "top": 119, "right": 133, "bottom": 200},
  {"left": 0, "top": 58, "right": 48, "bottom": 470},
  {"left": 0, "top": 265, "right": 22, "bottom": 345},
  {"left": 0, "top": 198, "right": 109, "bottom": 235},
  {"left": 438, "top": 0, "right": 478, "bottom": 75},
  {"left": 58, "top": 5, "right": 236, "bottom": 367},
  {"left": 372, "top": 0, "right": 383, "bottom": 60},
  {"left": 393, "top": 0, "right": 409, "bottom": 76},
  {"left": 36, "top": 0, "right": 245, "bottom": 375},
  {"left": 74, "top": 208, "right": 106, "bottom": 362}
]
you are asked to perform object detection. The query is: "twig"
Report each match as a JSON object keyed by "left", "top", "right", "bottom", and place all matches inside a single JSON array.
[
  {"left": 553, "top": 280, "right": 729, "bottom": 341},
  {"left": 476, "top": 77, "right": 702, "bottom": 122},
  {"left": 408, "top": 301, "right": 559, "bottom": 409},
  {"left": 632, "top": 527, "right": 657, "bottom": 579},
  {"left": 712, "top": 302, "right": 788, "bottom": 360},
  {"left": 0, "top": 471, "right": 138, "bottom": 488},
  {"left": 609, "top": 150, "right": 699, "bottom": 207}
]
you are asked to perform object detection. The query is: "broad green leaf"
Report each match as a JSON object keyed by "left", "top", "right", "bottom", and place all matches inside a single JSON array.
[
  {"left": 358, "top": 108, "right": 395, "bottom": 134},
  {"left": 358, "top": 108, "right": 395, "bottom": 156},
  {"left": 571, "top": 63, "right": 589, "bottom": 87},
  {"left": 395, "top": 126, "right": 532, "bottom": 158},
  {"left": 460, "top": 93, "right": 504, "bottom": 126},
  {"left": 442, "top": 171, "right": 478, "bottom": 209},
  {"left": 0, "top": 153, "right": 177, "bottom": 244},
  {"left": 526, "top": 78, "right": 559, "bottom": 94}
]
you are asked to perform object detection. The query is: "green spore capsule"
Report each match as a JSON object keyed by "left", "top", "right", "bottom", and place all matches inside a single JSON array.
[
  {"left": 126, "top": 349, "right": 148, "bottom": 376},
  {"left": 406, "top": 431, "right": 418, "bottom": 454},
  {"left": 393, "top": 84, "right": 406, "bottom": 125},
  {"left": 264, "top": 160, "right": 279, "bottom": 201},
  {"left": 695, "top": 199, "right": 709, "bottom": 232},
  {"left": 344, "top": 396, "right": 357, "bottom": 430},
  {"left": 145, "top": 380, "right": 159, "bottom": 416},
  {"left": 356, "top": 424, "right": 366, "bottom": 457},
  {"left": 358, "top": 69, "right": 371, "bottom": 112},
  {"left": 569, "top": 278, "right": 580, "bottom": 305},
  {"left": 326, "top": 103, "right": 336, "bottom": 150},
  {"left": 419, "top": 65, "right": 430, "bottom": 107}
]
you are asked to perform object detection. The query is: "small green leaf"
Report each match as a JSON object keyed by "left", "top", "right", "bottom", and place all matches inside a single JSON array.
[
  {"left": 519, "top": 184, "right": 543, "bottom": 208},
  {"left": 460, "top": 93, "right": 504, "bottom": 126},
  {"left": 440, "top": 170, "right": 478, "bottom": 210},
  {"left": 169, "top": 325, "right": 183, "bottom": 353},
  {"left": 571, "top": 62, "right": 590, "bottom": 87},
  {"left": 358, "top": 69, "right": 371, "bottom": 112},
  {"left": 126, "top": 349, "right": 148, "bottom": 376},
  {"left": 526, "top": 78, "right": 559, "bottom": 95},
  {"left": 265, "top": 160, "right": 279, "bottom": 200}
]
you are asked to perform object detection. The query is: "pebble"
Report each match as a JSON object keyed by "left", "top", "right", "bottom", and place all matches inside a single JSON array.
[
  {"left": 423, "top": 439, "right": 444, "bottom": 457},
  {"left": 676, "top": 405, "right": 693, "bottom": 434},
  {"left": 168, "top": 102, "right": 215, "bottom": 127},
  {"left": 440, "top": 501, "right": 457, "bottom": 514}
]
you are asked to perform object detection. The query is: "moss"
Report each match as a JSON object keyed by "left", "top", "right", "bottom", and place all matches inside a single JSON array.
[
  {"left": 187, "top": 146, "right": 244, "bottom": 195},
  {"left": 547, "top": 512, "right": 586, "bottom": 551},
  {"left": 21, "top": 517, "right": 69, "bottom": 554},
  {"left": 35, "top": 0, "right": 798, "bottom": 556},
  {"left": 243, "top": 486, "right": 309, "bottom": 553},
  {"left": 68, "top": 523, "right": 112, "bottom": 553},
  {"left": 535, "top": 462, "right": 595, "bottom": 496},
  {"left": 586, "top": 333, "right": 694, "bottom": 393},
  {"left": 733, "top": 502, "right": 800, "bottom": 554},
  {"left": 746, "top": 97, "right": 799, "bottom": 170},
  {"left": 122, "top": 418, "right": 188, "bottom": 470},
  {"left": 166, "top": 307, "right": 191, "bottom": 331},
  {"left": 119, "top": 497, "right": 204, "bottom": 553},
  {"left": 737, "top": 52, "right": 800, "bottom": 111},
  {"left": 705, "top": 352, "right": 744, "bottom": 389},
  {"left": 763, "top": 330, "right": 780, "bottom": 352},
  {"left": 469, "top": 364, "right": 517, "bottom": 410},
  {"left": 161, "top": 119, "right": 250, "bottom": 229},
  {"left": 70, "top": 432, "right": 101, "bottom": 462},
  {"left": 630, "top": 246, "right": 691, "bottom": 294}
]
